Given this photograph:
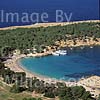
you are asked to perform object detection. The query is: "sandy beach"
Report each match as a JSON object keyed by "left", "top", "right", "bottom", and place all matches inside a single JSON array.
[
  {"left": 2, "top": 20, "right": 100, "bottom": 98},
  {"left": 4, "top": 53, "right": 60, "bottom": 83},
  {"left": 3, "top": 52, "right": 100, "bottom": 98}
]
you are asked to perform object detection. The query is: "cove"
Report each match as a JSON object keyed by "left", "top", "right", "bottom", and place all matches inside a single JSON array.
[{"left": 20, "top": 46, "right": 100, "bottom": 80}]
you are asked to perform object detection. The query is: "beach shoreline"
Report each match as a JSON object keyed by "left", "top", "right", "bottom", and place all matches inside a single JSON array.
[
  {"left": 2, "top": 20, "right": 100, "bottom": 97},
  {"left": 16, "top": 57, "right": 57, "bottom": 80},
  {"left": 4, "top": 53, "right": 61, "bottom": 83},
  {"left": 0, "top": 20, "right": 100, "bottom": 31},
  {"left": 4, "top": 52, "right": 100, "bottom": 97}
]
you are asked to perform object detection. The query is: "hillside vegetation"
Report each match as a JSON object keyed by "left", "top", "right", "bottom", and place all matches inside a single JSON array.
[{"left": 0, "top": 22, "right": 100, "bottom": 54}]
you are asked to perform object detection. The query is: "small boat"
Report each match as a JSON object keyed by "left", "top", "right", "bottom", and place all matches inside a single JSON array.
[
  {"left": 52, "top": 52, "right": 60, "bottom": 56},
  {"left": 90, "top": 46, "right": 93, "bottom": 48},
  {"left": 70, "top": 47, "right": 73, "bottom": 50},
  {"left": 52, "top": 50, "right": 67, "bottom": 56},
  {"left": 80, "top": 46, "right": 84, "bottom": 49},
  {"left": 59, "top": 50, "right": 67, "bottom": 55}
]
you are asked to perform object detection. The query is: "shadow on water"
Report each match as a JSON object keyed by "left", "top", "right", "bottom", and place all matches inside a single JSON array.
[{"left": 65, "top": 69, "right": 100, "bottom": 79}]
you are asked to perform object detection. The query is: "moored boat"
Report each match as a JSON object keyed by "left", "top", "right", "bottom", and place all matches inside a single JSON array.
[
  {"left": 52, "top": 50, "right": 67, "bottom": 56},
  {"left": 52, "top": 52, "right": 60, "bottom": 56}
]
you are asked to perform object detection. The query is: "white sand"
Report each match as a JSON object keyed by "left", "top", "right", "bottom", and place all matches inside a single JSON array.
[
  {"left": 4, "top": 53, "right": 100, "bottom": 98},
  {"left": 2, "top": 20, "right": 100, "bottom": 97}
]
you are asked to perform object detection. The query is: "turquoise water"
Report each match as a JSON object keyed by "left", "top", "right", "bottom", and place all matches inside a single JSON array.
[{"left": 20, "top": 46, "right": 100, "bottom": 80}]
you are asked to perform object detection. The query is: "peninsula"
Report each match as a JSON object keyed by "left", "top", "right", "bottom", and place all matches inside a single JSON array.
[{"left": 0, "top": 20, "right": 100, "bottom": 100}]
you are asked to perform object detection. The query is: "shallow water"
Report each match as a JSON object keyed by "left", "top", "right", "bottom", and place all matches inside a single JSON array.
[{"left": 21, "top": 46, "right": 100, "bottom": 80}]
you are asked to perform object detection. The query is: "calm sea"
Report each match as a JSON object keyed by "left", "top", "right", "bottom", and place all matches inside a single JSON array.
[
  {"left": 0, "top": 0, "right": 99, "bottom": 27},
  {"left": 21, "top": 46, "right": 100, "bottom": 80}
]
